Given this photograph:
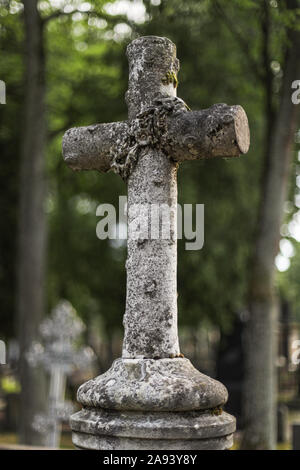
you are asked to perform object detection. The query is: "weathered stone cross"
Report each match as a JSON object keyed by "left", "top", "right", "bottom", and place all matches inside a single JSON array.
[{"left": 63, "top": 36, "right": 249, "bottom": 450}]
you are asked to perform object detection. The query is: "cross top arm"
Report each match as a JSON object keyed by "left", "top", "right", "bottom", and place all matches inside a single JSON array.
[
  {"left": 62, "top": 37, "right": 250, "bottom": 179},
  {"left": 62, "top": 101, "right": 249, "bottom": 177}
]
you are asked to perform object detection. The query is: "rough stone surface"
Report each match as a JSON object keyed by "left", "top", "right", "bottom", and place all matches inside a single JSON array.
[
  {"left": 62, "top": 103, "right": 249, "bottom": 174},
  {"left": 122, "top": 37, "right": 180, "bottom": 358},
  {"left": 62, "top": 35, "right": 250, "bottom": 450},
  {"left": 126, "top": 36, "right": 179, "bottom": 120},
  {"left": 77, "top": 358, "right": 228, "bottom": 411},
  {"left": 123, "top": 144, "right": 179, "bottom": 358},
  {"left": 71, "top": 408, "right": 235, "bottom": 450},
  {"left": 110, "top": 96, "right": 189, "bottom": 180},
  {"left": 166, "top": 103, "right": 250, "bottom": 162},
  {"left": 62, "top": 122, "right": 128, "bottom": 173},
  {"left": 73, "top": 432, "right": 234, "bottom": 450}
]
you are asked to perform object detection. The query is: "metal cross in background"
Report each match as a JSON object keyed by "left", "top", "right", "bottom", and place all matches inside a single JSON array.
[{"left": 27, "top": 300, "right": 94, "bottom": 448}]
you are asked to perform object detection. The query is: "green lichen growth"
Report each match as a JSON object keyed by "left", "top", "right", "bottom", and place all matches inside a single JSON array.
[
  {"left": 161, "top": 71, "right": 178, "bottom": 88},
  {"left": 210, "top": 406, "right": 223, "bottom": 416}
]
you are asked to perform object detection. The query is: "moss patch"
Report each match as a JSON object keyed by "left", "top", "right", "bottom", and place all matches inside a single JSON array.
[
  {"left": 161, "top": 71, "right": 178, "bottom": 88},
  {"left": 210, "top": 406, "right": 223, "bottom": 416}
]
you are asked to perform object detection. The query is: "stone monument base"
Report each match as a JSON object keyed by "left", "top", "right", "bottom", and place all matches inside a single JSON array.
[
  {"left": 70, "top": 358, "right": 236, "bottom": 450},
  {"left": 71, "top": 408, "right": 235, "bottom": 450}
]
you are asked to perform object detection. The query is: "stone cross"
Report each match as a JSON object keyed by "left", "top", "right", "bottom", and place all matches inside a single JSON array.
[
  {"left": 63, "top": 36, "right": 250, "bottom": 450},
  {"left": 27, "top": 300, "right": 94, "bottom": 448}
]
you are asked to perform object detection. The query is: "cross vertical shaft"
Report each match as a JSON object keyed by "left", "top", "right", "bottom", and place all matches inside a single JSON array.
[{"left": 123, "top": 37, "right": 180, "bottom": 358}]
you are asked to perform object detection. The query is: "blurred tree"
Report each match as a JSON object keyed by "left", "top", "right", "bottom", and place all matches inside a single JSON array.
[
  {"left": 17, "top": 0, "right": 47, "bottom": 445},
  {"left": 240, "top": 0, "right": 300, "bottom": 449},
  {"left": 14, "top": 0, "right": 130, "bottom": 445}
]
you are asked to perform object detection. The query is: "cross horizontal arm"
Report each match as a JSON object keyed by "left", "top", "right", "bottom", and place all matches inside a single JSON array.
[
  {"left": 166, "top": 103, "right": 250, "bottom": 162},
  {"left": 62, "top": 121, "right": 128, "bottom": 172}
]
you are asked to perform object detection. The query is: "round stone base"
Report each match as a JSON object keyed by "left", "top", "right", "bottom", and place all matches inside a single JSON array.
[
  {"left": 77, "top": 358, "right": 228, "bottom": 411},
  {"left": 70, "top": 408, "right": 236, "bottom": 450}
]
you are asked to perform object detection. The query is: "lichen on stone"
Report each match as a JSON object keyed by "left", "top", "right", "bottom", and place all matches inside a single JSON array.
[{"left": 110, "top": 96, "right": 190, "bottom": 180}]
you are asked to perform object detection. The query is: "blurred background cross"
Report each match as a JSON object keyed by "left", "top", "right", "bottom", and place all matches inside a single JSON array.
[{"left": 26, "top": 300, "right": 94, "bottom": 448}]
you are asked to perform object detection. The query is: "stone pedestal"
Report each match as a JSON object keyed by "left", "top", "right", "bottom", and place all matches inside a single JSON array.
[{"left": 70, "top": 358, "right": 236, "bottom": 449}]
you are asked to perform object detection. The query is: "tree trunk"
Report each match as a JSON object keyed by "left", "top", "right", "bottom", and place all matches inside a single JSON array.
[
  {"left": 241, "top": 0, "right": 300, "bottom": 449},
  {"left": 17, "top": 0, "right": 47, "bottom": 445}
]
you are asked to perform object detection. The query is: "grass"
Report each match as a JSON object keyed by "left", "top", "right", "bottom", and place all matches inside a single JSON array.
[{"left": 0, "top": 432, "right": 74, "bottom": 449}]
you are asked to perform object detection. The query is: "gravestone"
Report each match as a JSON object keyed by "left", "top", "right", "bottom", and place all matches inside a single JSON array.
[
  {"left": 277, "top": 404, "right": 289, "bottom": 444},
  {"left": 216, "top": 312, "right": 245, "bottom": 428},
  {"left": 27, "top": 300, "right": 94, "bottom": 448},
  {"left": 63, "top": 36, "right": 250, "bottom": 450},
  {"left": 292, "top": 423, "right": 300, "bottom": 450}
]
